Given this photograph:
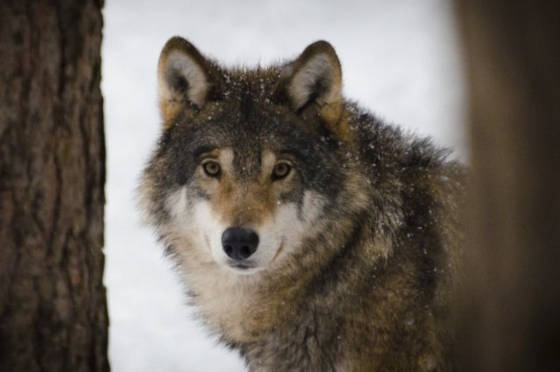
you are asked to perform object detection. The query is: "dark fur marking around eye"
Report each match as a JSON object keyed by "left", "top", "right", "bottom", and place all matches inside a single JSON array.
[
  {"left": 193, "top": 145, "right": 217, "bottom": 159},
  {"left": 279, "top": 149, "right": 306, "bottom": 162},
  {"left": 175, "top": 169, "right": 188, "bottom": 185}
]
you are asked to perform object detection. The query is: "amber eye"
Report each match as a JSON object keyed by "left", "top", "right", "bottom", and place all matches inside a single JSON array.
[
  {"left": 272, "top": 162, "right": 292, "bottom": 180},
  {"left": 202, "top": 160, "right": 221, "bottom": 177}
]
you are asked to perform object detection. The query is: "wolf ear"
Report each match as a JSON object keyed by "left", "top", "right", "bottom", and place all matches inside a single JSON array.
[
  {"left": 278, "top": 40, "right": 343, "bottom": 125},
  {"left": 158, "top": 36, "right": 219, "bottom": 127}
]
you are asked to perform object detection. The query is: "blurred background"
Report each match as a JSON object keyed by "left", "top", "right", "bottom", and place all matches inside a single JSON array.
[{"left": 101, "top": 0, "right": 465, "bottom": 370}]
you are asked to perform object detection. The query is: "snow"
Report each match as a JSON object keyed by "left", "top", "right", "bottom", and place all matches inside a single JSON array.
[{"left": 102, "top": 1, "right": 465, "bottom": 371}]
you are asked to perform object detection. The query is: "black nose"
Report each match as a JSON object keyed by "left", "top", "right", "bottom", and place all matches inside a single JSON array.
[{"left": 221, "top": 227, "right": 259, "bottom": 260}]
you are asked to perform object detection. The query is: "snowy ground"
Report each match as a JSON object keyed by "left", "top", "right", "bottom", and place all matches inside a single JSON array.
[{"left": 102, "top": 1, "right": 465, "bottom": 371}]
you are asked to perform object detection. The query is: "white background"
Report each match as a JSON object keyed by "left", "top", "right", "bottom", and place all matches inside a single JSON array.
[{"left": 102, "top": 1, "right": 466, "bottom": 371}]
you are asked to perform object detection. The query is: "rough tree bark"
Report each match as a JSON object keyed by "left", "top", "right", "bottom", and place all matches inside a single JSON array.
[
  {"left": 455, "top": 1, "right": 560, "bottom": 371},
  {"left": 0, "top": 1, "right": 108, "bottom": 371}
]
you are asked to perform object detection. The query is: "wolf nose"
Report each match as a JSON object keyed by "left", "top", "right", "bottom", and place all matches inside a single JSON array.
[{"left": 221, "top": 227, "right": 259, "bottom": 260}]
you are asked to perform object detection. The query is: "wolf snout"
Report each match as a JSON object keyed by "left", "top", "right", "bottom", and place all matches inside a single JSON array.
[{"left": 221, "top": 227, "right": 259, "bottom": 260}]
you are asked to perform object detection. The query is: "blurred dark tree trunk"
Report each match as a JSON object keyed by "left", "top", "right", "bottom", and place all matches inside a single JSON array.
[
  {"left": 0, "top": 0, "right": 108, "bottom": 371},
  {"left": 455, "top": 1, "right": 560, "bottom": 371}
]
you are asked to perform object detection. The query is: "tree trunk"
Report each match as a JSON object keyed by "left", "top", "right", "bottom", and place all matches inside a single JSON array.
[
  {"left": 0, "top": 1, "right": 108, "bottom": 371},
  {"left": 455, "top": 1, "right": 560, "bottom": 371}
]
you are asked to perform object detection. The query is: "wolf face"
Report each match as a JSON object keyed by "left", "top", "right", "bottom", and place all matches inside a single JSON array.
[
  {"left": 163, "top": 145, "right": 328, "bottom": 275},
  {"left": 140, "top": 37, "right": 355, "bottom": 275}
]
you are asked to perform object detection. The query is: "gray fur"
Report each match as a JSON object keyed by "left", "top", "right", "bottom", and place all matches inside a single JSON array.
[{"left": 139, "top": 37, "right": 465, "bottom": 371}]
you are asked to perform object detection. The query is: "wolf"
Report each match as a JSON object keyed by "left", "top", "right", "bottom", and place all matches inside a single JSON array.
[{"left": 138, "top": 36, "right": 465, "bottom": 371}]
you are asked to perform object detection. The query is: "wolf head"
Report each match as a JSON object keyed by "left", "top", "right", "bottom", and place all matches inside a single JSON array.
[{"left": 140, "top": 37, "right": 370, "bottom": 276}]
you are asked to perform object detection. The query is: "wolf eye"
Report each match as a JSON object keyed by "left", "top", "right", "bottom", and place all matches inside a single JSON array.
[
  {"left": 272, "top": 162, "right": 292, "bottom": 180},
  {"left": 202, "top": 160, "right": 221, "bottom": 177}
]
